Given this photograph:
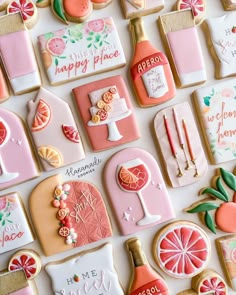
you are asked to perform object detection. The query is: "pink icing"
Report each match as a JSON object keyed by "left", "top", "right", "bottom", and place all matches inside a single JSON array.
[
  {"left": 0, "top": 30, "right": 37, "bottom": 79},
  {"left": 10, "top": 286, "right": 33, "bottom": 295},
  {"left": 167, "top": 27, "right": 205, "bottom": 74}
]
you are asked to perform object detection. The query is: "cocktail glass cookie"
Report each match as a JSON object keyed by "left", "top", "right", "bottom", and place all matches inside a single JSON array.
[
  {"left": 153, "top": 220, "right": 211, "bottom": 279},
  {"left": 104, "top": 147, "right": 175, "bottom": 236},
  {"left": 29, "top": 174, "right": 112, "bottom": 256}
]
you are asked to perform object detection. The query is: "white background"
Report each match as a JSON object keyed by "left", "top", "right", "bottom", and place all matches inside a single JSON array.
[{"left": 0, "top": 0, "right": 236, "bottom": 294}]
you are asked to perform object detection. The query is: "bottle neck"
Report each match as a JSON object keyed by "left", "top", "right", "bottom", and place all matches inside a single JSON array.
[
  {"left": 130, "top": 18, "right": 148, "bottom": 44},
  {"left": 127, "top": 238, "right": 148, "bottom": 267}
]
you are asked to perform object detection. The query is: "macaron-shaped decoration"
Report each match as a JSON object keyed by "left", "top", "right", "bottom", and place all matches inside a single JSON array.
[
  {"left": 153, "top": 220, "right": 211, "bottom": 279},
  {"left": 176, "top": 0, "right": 206, "bottom": 25},
  {"left": 8, "top": 249, "right": 42, "bottom": 279},
  {"left": 186, "top": 168, "right": 236, "bottom": 234}
]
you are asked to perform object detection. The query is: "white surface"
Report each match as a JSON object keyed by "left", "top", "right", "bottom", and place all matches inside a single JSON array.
[{"left": 0, "top": 1, "right": 235, "bottom": 294}]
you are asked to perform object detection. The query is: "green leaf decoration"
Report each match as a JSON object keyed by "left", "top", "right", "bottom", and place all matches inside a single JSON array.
[
  {"left": 202, "top": 187, "right": 228, "bottom": 202},
  {"left": 210, "top": 88, "right": 215, "bottom": 96},
  {"left": 53, "top": 0, "right": 67, "bottom": 24},
  {"left": 220, "top": 168, "right": 236, "bottom": 191},
  {"left": 87, "top": 43, "right": 92, "bottom": 48},
  {"left": 70, "top": 39, "right": 75, "bottom": 43},
  {"left": 99, "top": 41, "right": 103, "bottom": 46},
  {"left": 229, "top": 241, "right": 236, "bottom": 248},
  {"left": 187, "top": 202, "right": 219, "bottom": 213},
  {"left": 216, "top": 177, "right": 229, "bottom": 201},
  {"left": 36, "top": 0, "right": 44, "bottom": 3},
  {"left": 44, "top": 32, "right": 54, "bottom": 40},
  {"left": 89, "top": 32, "right": 94, "bottom": 36},
  {"left": 205, "top": 211, "right": 216, "bottom": 234},
  {"left": 87, "top": 37, "right": 93, "bottom": 41},
  {"left": 204, "top": 96, "right": 211, "bottom": 106},
  {"left": 2, "top": 220, "right": 5, "bottom": 226},
  {"left": 55, "top": 58, "right": 58, "bottom": 66}
]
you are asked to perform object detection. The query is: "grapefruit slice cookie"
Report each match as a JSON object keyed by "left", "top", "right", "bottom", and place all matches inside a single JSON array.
[
  {"left": 186, "top": 168, "right": 236, "bottom": 234},
  {"left": 153, "top": 221, "right": 211, "bottom": 279},
  {"left": 177, "top": 269, "right": 227, "bottom": 294},
  {"left": 0, "top": 192, "right": 34, "bottom": 254},
  {"left": 104, "top": 147, "right": 175, "bottom": 236},
  {"left": 27, "top": 87, "right": 85, "bottom": 172},
  {"left": 45, "top": 244, "right": 124, "bottom": 295},
  {"left": 120, "top": 0, "right": 164, "bottom": 19},
  {"left": 154, "top": 102, "right": 208, "bottom": 187},
  {"left": 193, "top": 79, "right": 236, "bottom": 164},
  {"left": 73, "top": 75, "right": 140, "bottom": 151},
  {"left": 29, "top": 174, "right": 112, "bottom": 256},
  {"left": 222, "top": 0, "right": 236, "bottom": 10},
  {"left": 38, "top": 18, "right": 126, "bottom": 85},
  {"left": 0, "top": 108, "right": 39, "bottom": 190},
  {"left": 205, "top": 12, "right": 236, "bottom": 79},
  {"left": 176, "top": 0, "right": 206, "bottom": 25}
]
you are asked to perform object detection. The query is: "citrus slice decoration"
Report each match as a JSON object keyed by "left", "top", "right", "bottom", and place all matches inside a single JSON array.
[
  {"left": 177, "top": 0, "right": 205, "bottom": 24},
  {"left": 0, "top": 121, "right": 7, "bottom": 146},
  {"left": 7, "top": 0, "right": 35, "bottom": 21},
  {"left": 32, "top": 99, "right": 51, "bottom": 132},
  {"left": 38, "top": 146, "right": 63, "bottom": 168},
  {"left": 62, "top": 125, "right": 80, "bottom": 143},
  {"left": 199, "top": 277, "right": 226, "bottom": 295},
  {"left": 97, "top": 109, "right": 108, "bottom": 121},
  {"left": 154, "top": 222, "right": 210, "bottom": 278},
  {"left": 119, "top": 167, "right": 138, "bottom": 184}
]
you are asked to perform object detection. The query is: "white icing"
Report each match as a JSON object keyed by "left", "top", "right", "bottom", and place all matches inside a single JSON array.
[
  {"left": 179, "top": 69, "right": 207, "bottom": 86},
  {"left": 89, "top": 86, "right": 119, "bottom": 105},
  {"left": 45, "top": 244, "right": 124, "bottom": 295},
  {"left": 10, "top": 71, "right": 41, "bottom": 94}
]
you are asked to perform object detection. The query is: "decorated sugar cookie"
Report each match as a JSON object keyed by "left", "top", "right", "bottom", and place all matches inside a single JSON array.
[
  {"left": 0, "top": 66, "right": 9, "bottom": 103},
  {"left": 73, "top": 76, "right": 140, "bottom": 151},
  {"left": 176, "top": 0, "right": 206, "bottom": 24},
  {"left": 0, "top": 108, "right": 39, "bottom": 191},
  {"left": 177, "top": 269, "right": 227, "bottom": 294},
  {"left": 0, "top": 192, "right": 34, "bottom": 254},
  {"left": 104, "top": 147, "right": 175, "bottom": 236},
  {"left": 222, "top": 0, "right": 236, "bottom": 10},
  {"left": 153, "top": 221, "right": 211, "bottom": 279},
  {"left": 0, "top": 0, "right": 10, "bottom": 11},
  {"left": 205, "top": 12, "right": 236, "bottom": 78},
  {"left": 193, "top": 79, "right": 236, "bottom": 164},
  {"left": 216, "top": 235, "right": 236, "bottom": 291},
  {"left": 27, "top": 87, "right": 85, "bottom": 172},
  {"left": 186, "top": 168, "right": 236, "bottom": 233},
  {"left": 154, "top": 102, "right": 208, "bottom": 187},
  {"left": 45, "top": 243, "right": 124, "bottom": 295},
  {"left": 29, "top": 174, "right": 112, "bottom": 256}
]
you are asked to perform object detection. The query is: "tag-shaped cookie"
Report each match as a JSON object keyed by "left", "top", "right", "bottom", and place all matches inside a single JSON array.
[{"left": 29, "top": 174, "right": 112, "bottom": 256}]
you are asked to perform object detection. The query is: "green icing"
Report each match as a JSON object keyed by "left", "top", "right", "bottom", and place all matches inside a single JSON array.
[
  {"left": 202, "top": 187, "right": 228, "bottom": 202},
  {"left": 187, "top": 202, "right": 219, "bottom": 213},
  {"left": 220, "top": 168, "right": 236, "bottom": 191},
  {"left": 204, "top": 211, "right": 216, "bottom": 234},
  {"left": 52, "top": 0, "right": 67, "bottom": 24},
  {"left": 216, "top": 177, "right": 229, "bottom": 202}
]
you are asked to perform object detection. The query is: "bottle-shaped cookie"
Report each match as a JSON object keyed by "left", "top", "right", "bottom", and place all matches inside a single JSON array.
[{"left": 129, "top": 17, "right": 175, "bottom": 107}]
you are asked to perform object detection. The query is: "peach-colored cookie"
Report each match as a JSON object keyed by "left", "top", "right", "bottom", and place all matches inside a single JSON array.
[
  {"left": 0, "top": 66, "right": 9, "bottom": 103},
  {"left": 222, "top": 0, "right": 236, "bottom": 10},
  {"left": 176, "top": 0, "right": 206, "bottom": 25},
  {"left": 0, "top": 192, "right": 34, "bottom": 254},
  {"left": 27, "top": 87, "right": 85, "bottom": 172},
  {"left": 186, "top": 168, "right": 236, "bottom": 234},
  {"left": 63, "top": 0, "right": 93, "bottom": 23},
  {"left": 29, "top": 174, "right": 112, "bottom": 256},
  {"left": 177, "top": 269, "right": 227, "bottom": 294},
  {"left": 91, "top": 0, "right": 112, "bottom": 9}
]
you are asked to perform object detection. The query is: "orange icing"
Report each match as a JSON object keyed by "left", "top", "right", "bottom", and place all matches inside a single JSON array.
[
  {"left": 0, "top": 67, "right": 9, "bottom": 101},
  {"left": 63, "top": 0, "right": 92, "bottom": 17}
]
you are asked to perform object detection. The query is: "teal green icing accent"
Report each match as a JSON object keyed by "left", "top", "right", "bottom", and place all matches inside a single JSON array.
[
  {"left": 187, "top": 202, "right": 219, "bottom": 213},
  {"left": 205, "top": 211, "right": 216, "bottom": 234},
  {"left": 216, "top": 177, "right": 229, "bottom": 202},
  {"left": 220, "top": 168, "right": 236, "bottom": 191}
]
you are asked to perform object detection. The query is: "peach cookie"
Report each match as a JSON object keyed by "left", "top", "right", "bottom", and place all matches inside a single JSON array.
[
  {"left": 8, "top": 249, "right": 41, "bottom": 280},
  {"left": 29, "top": 174, "right": 112, "bottom": 256},
  {"left": 216, "top": 235, "right": 236, "bottom": 291},
  {"left": 45, "top": 244, "right": 124, "bottom": 295},
  {"left": 177, "top": 269, "right": 227, "bottom": 294},
  {"left": 73, "top": 75, "right": 140, "bottom": 152},
  {"left": 186, "top": 168, "right": 236, "bottom": 233},
  {"left": 153, "top": 221, "right": 211, "bottom": 279},
  {"left": 120, "top": 0, "right": 164, "bottom": 19},
  {"left": 0, "top": 192, "right": 34, "bottom": 254},
  {"left": 205, "top": 12, "right": 236, "bottom": 79},
  {"left": 27, "top": 87, "right": 85, "bottom": 172},
  {"left": 176, "top": 0, "right": 206, "bottom": 25},
  {"left": 222, "top": 0, "right": 236, "bottom": 10},
  {"left": 154, "top": 102, "right": 208, "bottom": 187}
]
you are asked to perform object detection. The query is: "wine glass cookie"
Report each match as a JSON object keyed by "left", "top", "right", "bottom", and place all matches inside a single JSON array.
[
  {"left": 29, "top": 174, "right": 112, "bottom": 256},
  {"left": 186, "top": 168, "right": 236, "bottom": 234},
  {"left": 153, "top": 221, "right": 211, "bottom": 279}
]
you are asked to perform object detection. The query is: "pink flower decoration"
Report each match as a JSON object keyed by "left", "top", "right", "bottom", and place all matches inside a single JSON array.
[
  {"left": 88, "top": 19, "right": 105, "bottom": 33},
  {"left": 221, "top": 88, "right": 234, "bottom": 98},
  {"left": 8, "top": 0, "right": 35, "bottom": 21},
  {"left": 200, "top": 277, "right": 226, "bottom": 295},
  {"left": 0, "top": 197, "right": 7, "bottom": 210},
  {"left": 46, "top": 37, "right": 66, "bottom": 56}
]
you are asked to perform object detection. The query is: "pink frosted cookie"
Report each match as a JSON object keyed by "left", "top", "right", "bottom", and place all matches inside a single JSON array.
[
  {"left": 38, "top": 18, "right": 126, "bottom": 85},
  {"left": 176, "top": 0, "right": 206, "bottom": 25},
  {"left": 0, "top": 192, "right": 34, "bottom": 254},
  {"left": 205, "top": 12, "right": 236, "bottom": 79},
  {"left": 104, "top": 147, "right": 175, "bottom": 236},
  {"left": 0, "top": 13, "right": 41, "bottom": 95},
  {"left": 45, "top": 244, "right": 124, "bottom": 295},
  {"left": 73, "top": 75, "right": 140, "bottom": 152},
  {"left": 121, "top": 0, "right": 164, "bottom": 19},
  {"left": 29, "top": 174, "right": 112, "bottom": 256},
  {"left": 154, "top": 102, "right": 208, "bottom": 187},
  {"left": 0, "top": 66, "right": 9, "bottom": 103},
  {"left": 153, "top": 221, "right": 211, "bottom": 279},
  {"left": 7, "top": 0, "right": 38, "bottom": 29},
  {"left": 27, "top": 87, "right": 85, "bottom": 172},
  {"left": 222, "top": 0, "right": 236, "bottom": 10},
  {"left": 0, "top": 108, "right": 39, "bottom": 190}
]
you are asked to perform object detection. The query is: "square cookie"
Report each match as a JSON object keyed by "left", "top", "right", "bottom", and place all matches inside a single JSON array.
[{"left": 73, "top": 75, "right": 140, "bottom": 151}]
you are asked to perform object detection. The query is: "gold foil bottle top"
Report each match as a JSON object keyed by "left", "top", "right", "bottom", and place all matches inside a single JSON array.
[
  {"left": 126, "top": 237, "right": 148, "bottom": 267},
  {"left": 129, "top": 17, "right": 148, "bottom": 44}
]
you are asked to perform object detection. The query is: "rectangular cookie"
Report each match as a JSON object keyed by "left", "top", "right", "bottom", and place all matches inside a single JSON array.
[
  {"left": 193, "top": 79, "right": 236, "bottom": 164},
  {"left": 38, "top": 18, "right": 126, "bottom": 85},
  {"left": 159, "top": 9, "right": 206, "bottom": 88}
]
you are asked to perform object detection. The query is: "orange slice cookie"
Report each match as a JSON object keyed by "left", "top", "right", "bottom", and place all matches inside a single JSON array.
[
  {"left": 38, "top": 146, "right": 63, "bottom": 168},
  {"left": 31, "top": 99, "right": 51, "bottom": 132}
]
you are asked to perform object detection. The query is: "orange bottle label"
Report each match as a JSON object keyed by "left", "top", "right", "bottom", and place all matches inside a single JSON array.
[{"left": 130, "top": 279, "right": 169, "bottom": 295}]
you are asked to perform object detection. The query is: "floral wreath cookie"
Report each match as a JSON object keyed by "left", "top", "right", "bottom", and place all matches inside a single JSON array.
[{"left": 186, "top": 168, "right": 236, "bottom": 233}]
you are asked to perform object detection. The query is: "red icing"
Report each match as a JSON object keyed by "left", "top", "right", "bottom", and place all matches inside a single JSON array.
[
  {"left": 9, "top": 254, "right": 37, "bottom": 279},
  {"left": 62, "top": 125, "right": 80, "bottom": 143},
  {"left": 179, "top": 0, "right": 205, "bottom": 17},
  {"left": 8, "top": 0, "right": 35, "bottom": 21},
  {"left": 130, "top": 279, "right": 169, "bottom": 295},
  {"left": 200, "top": 277, "right": 226, "bottom": 294}
]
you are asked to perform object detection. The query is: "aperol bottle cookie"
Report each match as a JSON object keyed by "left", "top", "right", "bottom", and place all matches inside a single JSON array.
[
  {"left": 153, "top": 221, "right": 211, "bottom": 279},
  {"left": 27, "top": 87, "right": 85, "bottom": 172},
  {"left": 73, "top": 75, "right": 140, "bottom": 151},
  {"left": 29, "top": 174, "right": 112, "bottom": 256}
]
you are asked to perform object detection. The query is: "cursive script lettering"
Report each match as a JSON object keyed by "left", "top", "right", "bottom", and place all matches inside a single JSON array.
[
  {"left": 65, "top": 157, "right": 102, "bottom": 178},
  {"left": 0, "top": 230, "right": 24, "bottom": 248},
  {"left": 219, "top": 39, "right": 236, "bottom": 55}
]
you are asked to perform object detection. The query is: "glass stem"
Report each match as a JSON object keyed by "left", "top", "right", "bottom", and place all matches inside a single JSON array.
[{"left": 137, "top": 190, "right": 150, "bottom": 217}]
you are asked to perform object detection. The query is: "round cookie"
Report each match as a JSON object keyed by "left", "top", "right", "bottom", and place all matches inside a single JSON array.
[
  {"left": 91, "top": 0, "right": 112, "bottom": 9},
  {"left": 153, "top": 220, "right": 211, "bottom": 279},
  {"left": 63, "top": 0, "right": 93, "bottom": 23},
  {"left": 176, "top": 0, "right": 206, "bottom": 25}
]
